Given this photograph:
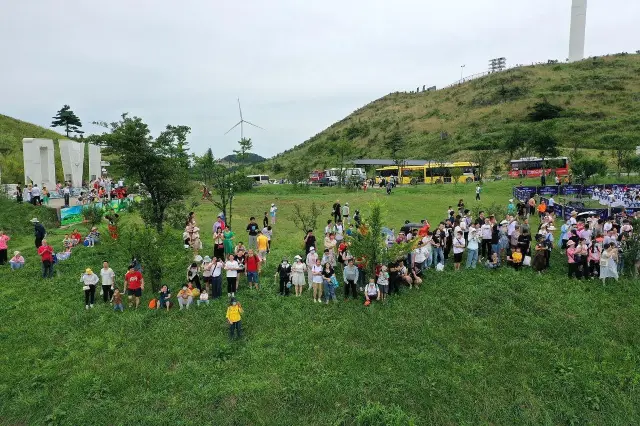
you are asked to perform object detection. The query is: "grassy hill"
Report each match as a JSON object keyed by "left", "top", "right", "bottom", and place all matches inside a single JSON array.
[
  {"left": 0, "top": 114, "right": 67, "bottom": 184},
  {"left": 266, "top": 53, "right": 640, "bottom": 172}
]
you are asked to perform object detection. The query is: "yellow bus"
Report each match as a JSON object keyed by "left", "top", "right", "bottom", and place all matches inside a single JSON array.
[{"left": 375, "top": 162, "right": 479, "bottom": 185}]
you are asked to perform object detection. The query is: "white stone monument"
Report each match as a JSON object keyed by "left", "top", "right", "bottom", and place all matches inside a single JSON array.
[
  {"left": 22, "top": 138, "right": 56, "bottom": 189},
  {"left": 88, "top": 144, "right": 102, "bottom": 181},
  {"left": 59, "top": 140, "right": 85, "bottom": 187}
]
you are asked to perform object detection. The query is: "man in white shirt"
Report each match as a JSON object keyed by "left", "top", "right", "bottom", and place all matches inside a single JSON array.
[
  {"left": 412, "top": 242, "right": 427, "bottom": 273},
  {"left": 31, "top": 185, "right": 41, "bottom": 205},
  {"left": 100, "top": 261, "right": 116, "bottom": 304},
  {"left": 507, "top": 217, "right": 518, "bottom": 238},
  {"left": 63, "top": 185, "right": 71, "bottom": 207}
]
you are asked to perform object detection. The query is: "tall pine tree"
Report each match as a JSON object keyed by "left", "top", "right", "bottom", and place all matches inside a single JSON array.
[{"left": 51, "top": 105, "right": 84, "bottom": 138}]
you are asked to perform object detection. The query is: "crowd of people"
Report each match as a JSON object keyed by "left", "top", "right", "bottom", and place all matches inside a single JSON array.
[
  {"left": 14, "top": 177, "right": 127, "bottom": 207},
  {"left": 3, "top": 186, "right": 638, "bottom": 340}
]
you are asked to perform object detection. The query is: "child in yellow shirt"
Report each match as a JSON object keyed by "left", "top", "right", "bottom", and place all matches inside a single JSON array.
[
  {"left": 226, "top": 297, "right": 243, "bottom": 339},
  {"left": 510, "top": 247, "right": 523, "bottom": 271}
]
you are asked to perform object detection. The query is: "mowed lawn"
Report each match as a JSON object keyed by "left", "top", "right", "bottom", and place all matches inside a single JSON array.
[{"left": 1, "top": 180, "right": 639, "bottom": 425}]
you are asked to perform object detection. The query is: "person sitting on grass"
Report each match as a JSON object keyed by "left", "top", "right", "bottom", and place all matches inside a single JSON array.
[
  {"left": 178, "top": 285, "right": 193, "bottom": 310},
  {"left": 62, "top": 234, "right": 73, "bottom": 251},
  {"left": 85, "top": 227, "right": 100, "bottom": 247},
  {"left": 364, "top": 278, "right": 381, "bottom": 306},
  {"left": 157, "top": 285, "right": 172, "bottom": 311},
  {"left": 70, "top": 229, "right": 82, "bottom": 246},
  {"left": 508, "top": 247, "right": 523, "bottom": 271},
  {"left": 226, "top": 297, "right": 243, "bottom": 340},
  {"left": 113, "top": 288, "right": 124, "bottom": 312},
  {"left": 197, "top": 289, "right": 209, "bottom": 306},
  {"left": 486, "top": 252, "right": 500, "bottom": 270},
  {"left": 9, "top": 251, "right": 25, "bottom": 270}
]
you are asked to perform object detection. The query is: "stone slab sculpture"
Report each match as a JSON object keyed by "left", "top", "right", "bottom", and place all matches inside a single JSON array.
[
  {"left": 88, "top": 143, "right": 102, "bottom": 181},
  {"left": 59, "top": 140, "right": 85, "bottom": 187},
  {"left": 22, "top": 138, "right": 56, "bottom": 189}
]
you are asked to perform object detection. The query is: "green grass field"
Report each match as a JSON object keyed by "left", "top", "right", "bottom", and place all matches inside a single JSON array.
[{"left": 1, "top": 180, "right": 639, "bottom": 425}]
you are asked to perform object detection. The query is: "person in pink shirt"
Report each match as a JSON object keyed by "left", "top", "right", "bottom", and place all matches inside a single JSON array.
[
  {"left": 9, "top": 251, "right": 25, "bottom": 270},
  {"left": 0, "top": 230, "right": 10, "bottom": 265}
]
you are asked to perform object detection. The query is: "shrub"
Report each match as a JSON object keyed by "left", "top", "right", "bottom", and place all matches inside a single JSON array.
[{"left": 82, "top": 204, "right": 104, "bottom": 230}]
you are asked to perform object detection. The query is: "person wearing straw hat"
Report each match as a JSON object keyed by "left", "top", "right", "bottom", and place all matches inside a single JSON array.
[
  {"left": 9, "top": 251, "right": 25, "bottom": 270},
  {"left": 291, "top": 255, "right": 307, "bottom": 296},
  {"left": 31, "top": 218, "right": 46, "bottom": 248},
  {"left": 81, "top": 268, "right": 100, "bottom": 309}
]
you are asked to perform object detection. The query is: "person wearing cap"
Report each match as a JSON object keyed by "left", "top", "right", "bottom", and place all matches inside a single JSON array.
[
  {"left": 226, "top": 297, "right": 243, "bottom": 339},
  {"left": 100, "top": 261, "right": 116, "bottom": 303},
  {"left": 81, "top": 268, "right": 100, "bottom": 309},
  {"left": 306, "top": 247, "right": 318, "bottom": 290},
  {"left": 566, "top": 240, "right": 580, "bottom": 279},
  {"left": 31, "top": 218, "right": 46, "bottom": 248},
  {"left": 291, "top": 255, "right": 307, "bottom": 296},
  {"left": 124, "top": 264, "right": 144, "bottom": 308},
  {"left": 269, "top": 203, "right": 278, "bottom": 225},
  {"left": 9, "top": 251, "right": 25, "bottom": 270}
]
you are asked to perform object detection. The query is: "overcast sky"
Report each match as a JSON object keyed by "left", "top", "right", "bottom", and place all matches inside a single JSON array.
[{"left": 1, "top": 0, "right": 638, "bottom": 159}]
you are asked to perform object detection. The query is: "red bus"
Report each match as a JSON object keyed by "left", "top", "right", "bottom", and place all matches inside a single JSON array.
[
  {"left": 309, "top": 169, "right": 325, "bottom": 182},
  {"left": 508, "top": 157, "right": 569, "bottom": 178}
]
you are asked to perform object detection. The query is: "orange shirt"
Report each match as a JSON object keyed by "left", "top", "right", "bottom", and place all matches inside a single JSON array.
[{"left": 538, "top": 203, "right": 546, "bottom": 213}]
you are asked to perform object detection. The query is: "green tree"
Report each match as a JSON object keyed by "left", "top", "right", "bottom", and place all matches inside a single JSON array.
[
  {"left": 601, "top": 134, "right": 636, "bottom": 178},
  {"left": 90, "top": 114, "right": 191, "bottom": 232},
  {"left": 194, "top": 148, "right": 216, "bottom": 186},
  {"left": 502, "top": 126, "right": 526, "bottom": 160},
  {"left": 621, "top": 156, "right": 640, "bottom": 180},
  {"left": 471, "top": 150, "right": 494, "bottom": 182},
  {"left": 450, "top": 167, "right": 463, "bottom": 186},
  {"left": 526, "top": 128, "right": 559, "bottom": 181},
  {"left": 51, "top": 105, "right": 84, "bottom": 138},
  {"left": 234, "top": 137, "right": 253, "bottom": 166},
  {"left": 348, "top": 201, "right": 413, "bottom": 278},
  {"left": 289, "top": 202, "right": 324, "bottom": 235},
  {"left": 570, "top": 157, "right": 608, "bottom": 184},
  {"left": 328, "top": 140, "right": 354, "bottom": 187},
  {"left": 527, "top": 100, "right": 564, "bottom": 122},
  {"left": 385, "top": 128, "right": 406, "bottom": 170}
]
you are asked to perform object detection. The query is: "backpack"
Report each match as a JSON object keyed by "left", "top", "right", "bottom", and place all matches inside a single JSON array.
[{"left": 148, "top": 299, "right": 157, "bottom": 309}]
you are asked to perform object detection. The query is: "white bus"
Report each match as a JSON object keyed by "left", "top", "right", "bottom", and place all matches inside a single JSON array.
[
  {"left": 325, "top": 168, "right": 366, "bottom": 184},
  {"left": 247, "top": 174, "right": 270, "bottom": 185}
]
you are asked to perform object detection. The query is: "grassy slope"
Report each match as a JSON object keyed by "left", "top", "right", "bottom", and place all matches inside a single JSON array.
[
  {"left": 1, "top": 181, "right": 639, "bottom": 425},
  {"left": 265, "top": 54, "right": 640, "bottom": 171},
  {"left": 0, "top": 114, "right": 69, "bottom": 184}
]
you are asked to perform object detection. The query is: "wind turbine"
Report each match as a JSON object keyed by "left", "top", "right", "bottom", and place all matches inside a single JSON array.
[{"left": 224, "top": 98, "right": 264, "bottom": 140}]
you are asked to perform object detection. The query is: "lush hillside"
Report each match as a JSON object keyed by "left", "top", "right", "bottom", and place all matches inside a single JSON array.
[
  {"left": 267, "top": 53, "right": 640, "bottom": 172},
  {"left": 0, "top": 114, "right": 67, "bottom": 183}
]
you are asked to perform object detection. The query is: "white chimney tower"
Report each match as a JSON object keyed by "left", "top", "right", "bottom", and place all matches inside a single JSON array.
[{"left": 568, "top": 0, "right": 587, "bottom": 62}]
